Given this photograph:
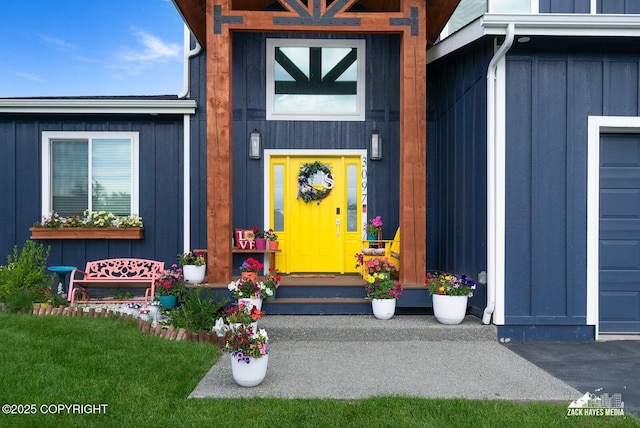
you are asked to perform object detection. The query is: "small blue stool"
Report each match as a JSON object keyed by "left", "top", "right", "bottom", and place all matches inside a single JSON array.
[{"left": 47, "top": 265, "right": 77, "bottom": 297}]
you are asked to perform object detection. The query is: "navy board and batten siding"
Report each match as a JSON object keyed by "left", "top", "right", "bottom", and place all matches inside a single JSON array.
[
  {"left": 426, "top": 38, "right": 493, "bottom": 317},
  {"left": 229, "top": 32, "right": 401, "bottom": 272},
  {"left": 501, "top": 38, "right": 640, "bottom": 341},
  {"left": 0, "top": 113, "right": 187, "bottom": 272}
]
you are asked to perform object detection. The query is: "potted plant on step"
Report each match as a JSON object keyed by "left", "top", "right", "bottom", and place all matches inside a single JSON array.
[
  {"left": 264, "top": 228, "right": 279, "bottom": 250},
  {"left": 262, "top": 267, "right": 281, "bottom": 301},
  {"left": 224, "top": 324, "right": 269, "bottom": 387},
  {"left": 178, "top": 250, "right": 207, "bottom": 284},
  {"left": 156, "top": 264, "right": 186, "bottom": 309},
  {"left": 356, "top": 256, "right": 397, "bottom": 280},
  {"left": 227, "top": 277, "right": 267, "bottom": 310},
  {"left": 365, "top": 273, "right": 402, "bottom": 320},
  {"left": 239, "top": 257, "right": 263, "bottom": 282},
  {"left": 425, "top": 272, "right": 476, "bottom": 325}
]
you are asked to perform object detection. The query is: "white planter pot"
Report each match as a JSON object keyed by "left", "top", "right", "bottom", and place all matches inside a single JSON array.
[
  {"left": 239, "top": 297, "right": 262, "bottom": 311},
  {"left": 183, "top": 264, "right": 206, "bottom": 284},
  {"left": 432, "top": 294, "right": 468, "bottom": 325},
  {"left": 371, "top": 298, "right": 396, "bottom": 320},
  {"left": 230, "top": 354, "right": 269, "bottom": 387}
]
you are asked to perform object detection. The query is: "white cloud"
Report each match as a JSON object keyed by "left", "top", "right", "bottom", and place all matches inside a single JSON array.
[
  {"left": 16, "top": 71, "right": 44, "bottom": 83},
  {"left": 35, "top": 33, "right": 76, "bottom": 52},
  {"left": 118, "top": 28, "right": 181, "bottom": 64}
]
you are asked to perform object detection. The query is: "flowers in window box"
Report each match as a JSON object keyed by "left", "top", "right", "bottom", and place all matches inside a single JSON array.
[
  {"left": 264, "top": 228, "right": 278, "bottom": 241},
  {"left": 239, "top": 257, "right": 263, "bottom": 273},
  {"left": 224, "top": 324, "right": 269, "bottom": 362},
  {"left": 365, "top": 274, "right": 403, "bottom": 300},
  {"left": 364, "top": 215, "right": 383, "bottom": 236},
  {"left": 227, "top": 278, "right": 268, "bottom": 299},
  {"left": 225, "top": 302, "right": 263, "bottom": 325},
  {"left": 425, "top": 272, "right": 476, "bottom": 297},
  {"left": 355, "top": 256, "right": 397, "bottom": 277},
  {"left": 178, "top": 251, "right": 207, "bottom": 266},
  {"left": 32, "top": 210, "right": 143, "bottom": 229},
  {"left": 156, "top": 264, "right": 186, "bottom": 298}
]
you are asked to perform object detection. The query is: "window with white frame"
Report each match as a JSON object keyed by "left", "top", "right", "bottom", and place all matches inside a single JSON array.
[
  {"left": 266, "top": 39, "right": 366, "bottom": 121},
  {"left": 41, "top": 132, "right": 139, "bottom": 217}
]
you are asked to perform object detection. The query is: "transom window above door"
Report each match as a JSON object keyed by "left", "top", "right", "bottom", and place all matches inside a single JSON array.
[
  {"left": 266, "top": 39, "right": 366, "bottom": 121},
  {"left": 41, "top": 131, "right": 139, "bottom": 217}
]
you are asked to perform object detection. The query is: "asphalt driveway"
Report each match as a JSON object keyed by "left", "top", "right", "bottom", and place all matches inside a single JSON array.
[{"left": 505, "top": 340, "right": 640, "bottom": 416}]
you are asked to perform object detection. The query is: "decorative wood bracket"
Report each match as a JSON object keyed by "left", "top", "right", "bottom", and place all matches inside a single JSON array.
[
  {"left": 273, "top": 0, "right": 360, "bottom": 27},
  {"left": 390, "top": 7, "right": 419, "bottom": 36},
  {"left": 213, "top": 4, "right": 243, "bottom": 34}
]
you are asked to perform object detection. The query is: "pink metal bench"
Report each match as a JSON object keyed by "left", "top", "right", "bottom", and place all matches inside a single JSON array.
[{"left": 68, "top": 258, "right": 164, "bottom": 307}]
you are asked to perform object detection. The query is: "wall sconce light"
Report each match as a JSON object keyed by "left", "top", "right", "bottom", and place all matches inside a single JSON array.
[
  {"left": 370, "top": 130, "right": 382, "bottom": 160},
  {"left": 249, "top": 129, "right": 261, "bottom": 159}
]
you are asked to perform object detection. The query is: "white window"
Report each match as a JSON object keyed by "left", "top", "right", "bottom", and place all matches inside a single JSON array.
[
  {"left": 266, "top": 39, "right": 366, "bottom": 121},
  {"left": 41, "top": 132, "right": 139, "bottom": 217}
]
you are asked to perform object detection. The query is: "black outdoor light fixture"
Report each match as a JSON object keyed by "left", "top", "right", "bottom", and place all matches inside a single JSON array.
[
  {"left": 249, "top": 129, "right": 261, "bottom": 159},
  {"left": 370, "top": 129, "right": 382, "bottom": 160}
]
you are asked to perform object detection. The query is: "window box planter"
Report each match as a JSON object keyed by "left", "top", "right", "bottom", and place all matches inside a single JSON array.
[{"left": 30, "top": 227, "right": 144, "bottom": 240}]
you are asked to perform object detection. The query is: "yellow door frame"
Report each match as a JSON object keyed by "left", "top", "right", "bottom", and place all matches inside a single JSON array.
[{"left": 263, "top": 150, "right": 368, "bottom": 274}]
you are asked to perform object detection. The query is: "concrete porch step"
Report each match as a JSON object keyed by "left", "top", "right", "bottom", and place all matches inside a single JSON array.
[{"left": 258, "top": 314, "right": 497, "bottom": 342}]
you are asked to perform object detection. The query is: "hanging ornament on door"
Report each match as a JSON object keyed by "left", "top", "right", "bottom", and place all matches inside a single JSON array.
[{"left": 297, "top": 161, "right": 334, "bottom": 203}]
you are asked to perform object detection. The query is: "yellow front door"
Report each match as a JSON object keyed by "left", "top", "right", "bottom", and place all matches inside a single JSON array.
[{"left": 269, "top": 155, "right": 362, "bottom": 274}]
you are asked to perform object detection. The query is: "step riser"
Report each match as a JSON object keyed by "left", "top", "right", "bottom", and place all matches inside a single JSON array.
[{"left": 275, "top": 286, "right": 365, "bottom": 299}]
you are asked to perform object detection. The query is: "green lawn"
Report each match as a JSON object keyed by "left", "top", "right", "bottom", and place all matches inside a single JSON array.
[{"left": 0, "top": 312, "right": 637, "bottom": 427}]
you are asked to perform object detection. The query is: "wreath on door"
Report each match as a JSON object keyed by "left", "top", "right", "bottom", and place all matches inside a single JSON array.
[{"left": 297, "top": 161, "right": 334, "bottom": 203}]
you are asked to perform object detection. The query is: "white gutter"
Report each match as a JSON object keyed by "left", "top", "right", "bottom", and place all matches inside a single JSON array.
[
  {"left": 483, "top": 23, "right": 514, "bottom": 325},
  {"left": 0, "top": 98, "right": 196, "bottom": 114},
  {"left": 178, "top": 24, "right": 203, "bottom": 99},
  {"left": 179, "top": 24, "right": 202, "bottom": 253},
  {"left": 429, "top": 14, "right": 640, "bottom": 64}
]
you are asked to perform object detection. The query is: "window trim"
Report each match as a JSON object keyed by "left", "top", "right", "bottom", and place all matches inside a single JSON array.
[
  {"left": 266, "top": 38, "right": 366, "bottom": 122},
  {"left": 41, "top": 131, "right": 140, "bottom": 218}
]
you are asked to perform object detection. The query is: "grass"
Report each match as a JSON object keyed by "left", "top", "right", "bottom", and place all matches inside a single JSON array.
[{"left": 0, "top": 313, "right": 638, "bottom": 428}]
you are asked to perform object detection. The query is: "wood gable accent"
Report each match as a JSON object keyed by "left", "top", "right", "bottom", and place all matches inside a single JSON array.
[{"left": 173, "top": 0, "right": 459, "bottom": 285}]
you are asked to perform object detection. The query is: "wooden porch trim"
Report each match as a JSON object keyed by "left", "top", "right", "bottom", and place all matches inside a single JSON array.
[
  {"left": 206, "top": 0, "right": 233, "bottom": 283},
  {"left": 205, "top": 0, "right": 428, "bottom": 285}
]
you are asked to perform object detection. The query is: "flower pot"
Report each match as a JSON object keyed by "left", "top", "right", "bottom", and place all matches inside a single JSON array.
[
  {"left": 432, "top": 294, "right": 468, "bottom": 325},
  {"left": 183, "top": 264, "right": 206, "bottom": 284},
  {"left": 158, "top": 295, "right": 177, "bottom": 309},
  {"left": 241, "top": 271, "right": 258, "bottom": 282},
  {"left": 239, "top": 297, "right": 262, "bottom": 311},
  {"left": 230, "top": 354, "right": 268, "bottom": 387},
  {"left": 371, "top": 298, "right": 396, "bottom": 320},
  {"left": 255, "top": 238, "right": 267, "bottom": 250},
  {"left": 264, "top": 289, "right": 276, "bottom": 301},
  {"left": 268, "top": 240, "right": 279, "bottom": 250}
]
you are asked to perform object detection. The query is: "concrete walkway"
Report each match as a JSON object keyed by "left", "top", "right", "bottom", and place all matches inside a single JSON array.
[{"left": 190, "top": 315, "right": 580, "bottom": 402}]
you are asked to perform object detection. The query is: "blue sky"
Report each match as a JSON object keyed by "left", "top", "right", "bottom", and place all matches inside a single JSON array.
[{"left": 0, "top": 0, "right": 185, "bottom": 97}]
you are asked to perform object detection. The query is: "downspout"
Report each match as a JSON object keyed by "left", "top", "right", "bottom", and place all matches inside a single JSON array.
[
  {"left": 483, "top": 23, "right": 514, "bottom": 325},
  {"left": 179, "top": 24, "right": 202, "bottom": 253}
]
